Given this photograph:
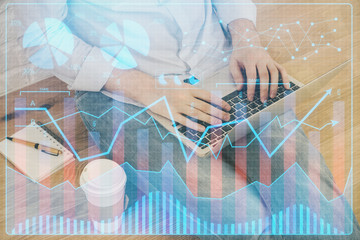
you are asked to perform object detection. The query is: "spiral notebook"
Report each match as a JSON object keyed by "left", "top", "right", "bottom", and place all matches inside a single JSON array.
[{"left": 0, "top": 122, "right": 75, "bottom": 182}]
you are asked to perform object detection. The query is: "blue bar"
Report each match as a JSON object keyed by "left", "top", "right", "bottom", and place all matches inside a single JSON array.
[
  {"left": 224, "top": 224, "right": 228, "bottom": 234},
  {"left": 211, "top": 223, "right": 214, "bottom": 234},
  {"left": 320, "top": 218, "right": 324, "bottom": 234},
  {"left": 129, "top": 207, "right": 132, "bottom": 234},
  {"left": 122, "top": 212, "right": 125, "bottom": 234},
  {"left": 299, "top": 204, "right": 303, "bottom": 234},
  {"left": 46, "top": 215, "right": 50, "bottom": 234},
  {"left": 66, "top": 218, "right": 70, "bottom": 234},
  {"left": 39, "top": 216, "right": 43, "bottom": 235},
  {"left": 149, "top": 193, "right": 153, "bottom": 234},
  {"left": 60, "top": 217, "right": 63, "bottom": 234},
  {"left": 176, "top": 200, "right": 180, "bottom": 234},
  {"left": 183, "top": 206, "right": 187, "bottom": 234},
  {"left": 115, "top": 216, "right": 119, "bottom": 234},
  {"left": 231, "top": 224, "right": 235, "bottom": 234},
  {"left": 12, "top": 228, "right": 15, "bottom": 235},
  {"left": 19, "top": 223, "right": 22, "bottom": 234},
  {"left": 197, "top": 217, "right": 201, "bottom": 234},
  {"left": 293, "top": 204, "right": 296, "bottom": 234},
  {"left": 190, "top": 213, "right": 194, "bottom": 234},
  {"left": 258, "top": 218, "right": 262, "bottom": 235},
  {"left": 80, "top": 220, "right": 84, "bottom": 234},
  {"left": 286, "top": 207, "right": 290, "bottom": 234},
  {"left": 204, "top": 221, "right": 207, "bottom": 234},
  {"left": 279, "top": 211, "right": 283, "bottom": 234},
  {"left": 245, "top": 222, "right": 248, "bottom": 234},
  {"left": 100, "top": 220, "right": 104, "bottom": 234},
  {"left": 156, "top": 192, "right": 160, "bottom": 234},
  {"left": 87, "top": 221, "right": 91, "bottom": 235},
  {"left": 266, "top": 217, "right": 269, "bottom": 234},
  {"left": 306, "top": 207, "right": 310, "bottom": 234},
  {"left": 93, "top": 220, "right": 98, "bottom": 234},
  {"left": 142, "top": 195, "right": 146, "bottom": 234},
  {"left": 74, "top": 220, "right": 77, "bottom": 234},
  {"left": 238, "top": 223, "right": 241, "bottom": 234},
  {"left": 327, "top": 223, "right": 331, "bottom": 234},
  {"left": 32, "top": 217, "right": 36, "bottom": 234},
  {"left": 313, "top": 213, "right": 317, "bottom": 234},
  {"left": 169, "top": 195, "right": 173, "bottom": 234},
  {"left": 108, "top": 219, "right": 112, "bottom": 234},
  {"left": 272, "top": 214, "right": 276, "bottom": 234},
  {"left": 252, "top": 220, "right": 255, "bottom": 234},
  {"left": 135, "top": 201, "right": 139, "bottom": 234},
  {"left": 217, "top": 224, "right": 221, "bottom": 234},
  {"left": 162, "top": 192, "right": 166, "bottom": 234},
  {"left": 53, "top": 216, "right": 56, "bottom": 234},
  {"left": 25, "top": 218, "right": 29, "bottom": 235},
  {"left": 334, "top": 228, "right": 338, "bottom": 234}
]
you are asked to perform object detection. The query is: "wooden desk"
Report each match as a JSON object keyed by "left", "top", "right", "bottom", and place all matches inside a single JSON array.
[{"left": 1, "top": 0, "right": 359, "bottom": 239}]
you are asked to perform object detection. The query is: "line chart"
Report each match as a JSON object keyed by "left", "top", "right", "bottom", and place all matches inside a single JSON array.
[
  {"left": 7, "top": 160, "right": 352, "bottom": 235},
  {"left": 227, "top": 17, "right": 341, "bottom": 61},
  {"left": 14, "top": 89, "right": 332, "bottom": 162},
  {"left": 6, "top": 157, "right": 351, "bottom": 203}
]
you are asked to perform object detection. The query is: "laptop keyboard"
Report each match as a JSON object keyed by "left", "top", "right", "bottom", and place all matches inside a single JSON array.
[{"left": 177, "top": 82, "right": 300, "bottom": 149}]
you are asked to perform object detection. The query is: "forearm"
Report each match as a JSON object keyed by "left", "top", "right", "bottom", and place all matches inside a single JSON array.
[{"left": 103, "top": 69, "right": 160, "bottom": 106}]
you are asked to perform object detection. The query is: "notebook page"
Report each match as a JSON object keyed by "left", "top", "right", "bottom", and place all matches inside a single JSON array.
[{"left": 0, "top": 122, "right": 74, "bottom": 182}]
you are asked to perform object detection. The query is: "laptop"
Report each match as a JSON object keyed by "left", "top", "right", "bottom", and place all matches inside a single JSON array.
[{"left": 150, "top": 60, "right": 350, "bottom": 157}]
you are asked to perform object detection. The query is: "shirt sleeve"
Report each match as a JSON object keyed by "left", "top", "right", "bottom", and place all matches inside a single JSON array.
[
  {"left": 212, "top": 0, "right": 257, "bottom": 26},
  {"left": 12, "top": 0, "right": 114, "bottom": 91}
]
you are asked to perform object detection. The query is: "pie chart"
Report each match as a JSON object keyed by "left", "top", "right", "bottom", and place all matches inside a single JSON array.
[
  {"left": 100, "top": 20, "right": 150, "bottom": 70},
  {"left": 23, "top": 18, "right": 74, "bottom": 69}
]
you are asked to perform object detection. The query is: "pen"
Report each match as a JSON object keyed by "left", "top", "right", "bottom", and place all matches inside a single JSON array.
[{"left": 6, "top": 137, "right": 62, "bottom": 156}]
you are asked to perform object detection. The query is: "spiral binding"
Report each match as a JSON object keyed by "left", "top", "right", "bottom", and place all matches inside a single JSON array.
[{"left": 35, "top": 121, "right": 69, "bottom": 154}]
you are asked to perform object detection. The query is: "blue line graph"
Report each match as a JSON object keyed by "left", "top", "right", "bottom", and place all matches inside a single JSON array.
[
  {"left": 6, "top": 156, "right": 351, "bottom": 204},
  {"left": 14, "top": 89, "right": 332, "bottom": 162},
  {"left": 8, "top": 201, "right": 349, "bottom": 235},
  {"left": 6, "top": 156, "right": 353, "bottom": 235},
  {"left": 227, "top": 18, "right": 341, "bottom": 61}
]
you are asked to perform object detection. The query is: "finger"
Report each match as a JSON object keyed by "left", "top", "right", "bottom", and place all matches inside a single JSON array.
[
  {"left": 268, "top": 64, "right": 279, "bottom": 99},
  {"left": 244, "top": 64, "right": 257, "bottom": 101},
  {"left": 192, "top": 99, "right": 230, "bottom": 122},
  {"left": 230, "top": 60, "right": 244, "bottom": 91},
  {"left": 175, "top": 113, "right": 206, "bottom": 132},
  {"left": 257, "top": 63, "right": 270, "bottom": 102},
  {"left": 182, "top": 106, "right": 222, "bottom": 126},
  {"left": 275, "top": 62, "right": 290, "bottom": 89},
  {"left": 193, "top": 90, "right": 231, "bottom": 111}
]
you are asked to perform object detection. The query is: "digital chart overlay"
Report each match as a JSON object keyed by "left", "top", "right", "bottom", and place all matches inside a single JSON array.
[{"left": 5, "top": 2, "right": 353, "bottom": 237}]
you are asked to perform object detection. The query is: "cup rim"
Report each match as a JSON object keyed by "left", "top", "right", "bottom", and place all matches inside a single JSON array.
[{"left": 80, "top": 159, "right": 127, "bottom": 193}]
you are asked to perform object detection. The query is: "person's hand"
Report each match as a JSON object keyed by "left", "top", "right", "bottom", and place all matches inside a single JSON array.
[
  {"left": 104, "top": 70, "right": 231, "bottom": 132},
  {"left": 148, "top": 84, "right": 231, "bottom": 132},
  {"left": 228, "top": 19, "right": 290, "bottom": 103}
]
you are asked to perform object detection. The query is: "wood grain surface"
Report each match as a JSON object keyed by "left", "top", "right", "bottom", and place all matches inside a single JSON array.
[{"left": 0, "top": 0, "right": 359, "bottom": 239}]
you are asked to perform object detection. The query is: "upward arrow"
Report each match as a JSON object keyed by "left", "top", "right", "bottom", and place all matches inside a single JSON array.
[
  {"left": 331, "top": 120, "right": 339, "bottom": 126},
  {"left": 267, "top": 89, "right": 332, "bottom": 157}
]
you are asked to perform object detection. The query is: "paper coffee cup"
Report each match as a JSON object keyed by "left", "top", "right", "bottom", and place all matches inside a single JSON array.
[{"left": 80, "top": 159, "right": 127, "bottom": 207}]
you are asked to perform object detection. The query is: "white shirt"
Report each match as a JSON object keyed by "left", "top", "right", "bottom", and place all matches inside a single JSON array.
[{"left": 16, "top": 0, "right": 256, "bottom": 103}]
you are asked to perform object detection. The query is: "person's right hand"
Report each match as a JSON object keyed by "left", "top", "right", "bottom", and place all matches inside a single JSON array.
[
  {"left": 145, "top": 83, "right": 231, "bottom": 132},
  {"left": 104, "top": 70, "right": 231, "bottom": 132}
]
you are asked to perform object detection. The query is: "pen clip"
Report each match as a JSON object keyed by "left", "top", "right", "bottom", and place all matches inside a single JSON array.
[{"left": 41, "top": 149, "right": 60, "bottom": 156}]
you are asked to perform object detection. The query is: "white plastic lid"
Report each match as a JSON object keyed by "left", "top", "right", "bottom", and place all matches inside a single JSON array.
[{"left": 80, "top": 159, "right": 126, "bottom": 193}]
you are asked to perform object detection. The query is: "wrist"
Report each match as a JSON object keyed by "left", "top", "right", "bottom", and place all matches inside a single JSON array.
[{"left": 104, "top": 68, "right": 158, "bottom": 105}]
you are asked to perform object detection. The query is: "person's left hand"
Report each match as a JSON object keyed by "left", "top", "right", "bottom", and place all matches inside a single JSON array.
[{"left": 228, "top": 19, "right": 290, "bottom": 103}]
